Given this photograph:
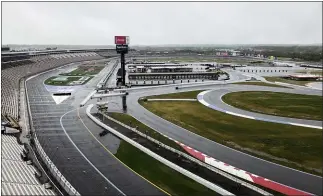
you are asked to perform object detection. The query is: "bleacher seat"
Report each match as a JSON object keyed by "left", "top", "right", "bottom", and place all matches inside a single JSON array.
[{"left": 1, "top": 52, "right": 103, "bottom": 121}]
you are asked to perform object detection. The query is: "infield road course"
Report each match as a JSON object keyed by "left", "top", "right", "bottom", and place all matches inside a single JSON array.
[{"left": 120, "top": 81, "right": 322, "bottom": 195}]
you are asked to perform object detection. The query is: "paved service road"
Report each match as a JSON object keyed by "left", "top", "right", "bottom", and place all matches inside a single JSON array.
[
  {"left": 121, "top": 80, "right": 322, "bottom": 195},
  {"left": 26, "top": 60, "right": 165, "bottom": 195}
]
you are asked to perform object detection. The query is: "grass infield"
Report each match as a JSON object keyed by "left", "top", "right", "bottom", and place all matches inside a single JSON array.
[
  {"left": 222, "top": 91, "right": 322, "bottom": 121},
  {"left": 140, "top": 96, "right": 322, "bottom": 175},
  {"left": 44, "top": 76, "right": 93, "bottom": 86},
  {"left": 60, "top": 65, "right": 104, "bottom": 76},
  {"left": 232, "top": 82, "right": 291, "bottom": 88},
  {"left": 115, "top": 141, "right": 219, "bottom": 196},
  {"left": 108, "top": 112, "right": 186, "bottom": 153},
  {"left": 264, "top": 76, "right": 321, "bottom": 86}
]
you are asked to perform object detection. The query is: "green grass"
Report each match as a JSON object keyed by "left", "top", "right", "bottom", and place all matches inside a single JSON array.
[
  {"left": 144, "top": 82, "right": 290, "bottom": 100},
  {"left": 264, "top": 76, "right": 319, "bottom": 86},
  {"left": 107, "top": 112, "right": 186, "bottom": 153},
  {"left": 145, "top": 90, "right": 204, "bottom": 99},
  {"left": 115, "top": 141, "right": 219, "bottom": 196},
  {"left": 232, "top": 82, "right": 291, "bottom": 88},
  {"left": 296, "top": 70, "right": 323, "bottom": 76},
  {"left": 44, "top": 76, "right": 93, "bottom": 86},
  {"left": 44, "top": 76, "right": 81, "bottom": 86},
  {"left": 222, "top": 91, "right": 322, "bottom": 121},
  {"left": 140, "top": 100, "right": 322, "bottom": 175},
  {"left": 60, "top": 65, "right": 104, "bottom": 76}
]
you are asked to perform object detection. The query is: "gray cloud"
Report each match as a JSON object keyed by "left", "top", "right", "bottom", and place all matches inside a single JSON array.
[{"left": 2, "top": 2, "right": 322, "bottom": 45}]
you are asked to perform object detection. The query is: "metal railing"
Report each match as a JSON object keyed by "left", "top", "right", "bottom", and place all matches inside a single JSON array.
[
  {"left": 104, "top": 113, "right": 272, "bottom": 196},
  {"left": 87, "top": 105, "right": 234, "bottom": 196},
  {"left": 23, "top": 61, "right": 98, "bottom": 196}
]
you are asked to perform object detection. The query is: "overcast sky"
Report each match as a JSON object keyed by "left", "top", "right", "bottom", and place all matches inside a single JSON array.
[{"left": 2, "top": 2, "right": 322, "bottom": 45}]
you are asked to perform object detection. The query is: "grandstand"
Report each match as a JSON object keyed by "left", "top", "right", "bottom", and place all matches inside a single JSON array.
[
  {"left": 1, "top": 134, "right": 56, "bottom": 195},
  {"left": 1, "top": 51, "right": 104, "bottom": 125}
]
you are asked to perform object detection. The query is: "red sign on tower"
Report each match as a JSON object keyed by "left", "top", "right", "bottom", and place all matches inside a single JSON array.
[{"left": 115, "top": 36, "right": 129, "bottom": 45}]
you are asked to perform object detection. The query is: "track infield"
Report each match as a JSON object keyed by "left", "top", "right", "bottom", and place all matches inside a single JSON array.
[{"left": 139, "top": 96, "right": 322, "bottom": 176}]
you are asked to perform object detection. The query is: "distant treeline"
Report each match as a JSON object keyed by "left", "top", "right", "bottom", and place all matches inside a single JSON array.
[{"left": 240, "top": 46, "right": 322, "bottom": 62}]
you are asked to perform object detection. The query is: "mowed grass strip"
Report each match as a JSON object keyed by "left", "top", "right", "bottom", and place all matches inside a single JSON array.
[
  {"left": 296, "top": 70, "right": 323, "bottom": 76},
  {"left": 115, "top": 141, "right": 220, "bottom": 196},
  {"left": 264, "top": 76, "right": 319, "bottom": 86},
  {"left": 44, "top": 76, "right": 81, "bottom": 86},
  {"left": 222, "top": 91, "right": 323, "bottom": 121},
  {"left": 146, "top": 90, "right": 204, "bottom": 99},
  {"left": 108, "top": 112, "right": 186, "bottom": 153},
  {"left": 232, "top": 82, "right": 291, "bottom": 88},
  {"left": 140, "top": 100, "right": 322, "bottom": 175},
  {"left": 60, "top": 65, "right": 104, "bottom": 76},
  {"left": 44, "top": 76, "right": 94, "bottom": 86}
]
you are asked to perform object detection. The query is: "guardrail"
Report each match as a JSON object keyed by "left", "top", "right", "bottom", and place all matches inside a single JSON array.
[
  {"left": 92, "top": 92, "right": 126, "bottom": 99},
  {"left": 80, "top": 90, "right": 96, "bottom": 107},
  {"left": 32, "top": 135, "right": 79, "bottom": 195},
  {"left": 147, "top": 98, "right": 197, "bottom": 101},
  {"left": 87, "top": 104, "right": 234, "bottom": 196},
  {"left": 103, "top": 113, "right": 272, "bottom": 196},
  {"left": 103, "top": 60, "right": 119, "bottom": 87}
]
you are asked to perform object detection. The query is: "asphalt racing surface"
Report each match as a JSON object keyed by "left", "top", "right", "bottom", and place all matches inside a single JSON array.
[
  {"left": 26, "top": 60, "right": 165, "bottom": 195},
  {"left": 25, "top": 56, "right": 322, "bottom": 195},
  {"left": 121, "top": 79, "right": 322, "bottom": 195}
]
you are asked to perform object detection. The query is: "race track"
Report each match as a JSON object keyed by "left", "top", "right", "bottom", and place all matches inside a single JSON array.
[
  {"left": 121, "top": 76, "right": 322, "bottom": 195},
  {"left": 197, "top": 86, "right": 322, "bottom": 129},
  {"left": 26, "top": 60, "right": 165, "bottom": 195},
  {"left": 25, "top": 56, "right": 322, "bottom": 195}
]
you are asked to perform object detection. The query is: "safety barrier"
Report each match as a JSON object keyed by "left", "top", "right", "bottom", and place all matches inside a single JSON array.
[
  {"left": 87, "top": 104, "right": 234, "bottom": 196},
  {"left": 96, "top": 59, "right": 119, "bottom": 88},
  {"left": 104, "top": 113, "right": 272, "bottom": 196},
  {"left": 147, "top": 99, "right": 197, "bottom": 101},
  {"left": 80, "top": 90, "right": 96, "bottom": 107},
  {"left": 32, "top": 136, "right": 80, "bottom": 195},
  {"left": 24, "top": 61, "right": 96, "bottom": 196}
]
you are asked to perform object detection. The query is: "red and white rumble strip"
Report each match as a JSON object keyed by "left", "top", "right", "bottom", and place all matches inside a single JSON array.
[{"left": 159, "top": 132, "right": 313, "bottom": 196}]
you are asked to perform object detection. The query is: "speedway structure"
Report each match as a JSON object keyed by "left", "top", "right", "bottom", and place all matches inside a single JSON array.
[{"left": 1, "top": 48, "right": 322, "bottom": 196}]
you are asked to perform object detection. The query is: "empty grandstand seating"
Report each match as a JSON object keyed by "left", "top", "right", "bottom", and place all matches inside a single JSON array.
[
  {"left": 1, "top": 134, "right": 56, "bottom": 195},
  {"left": 1, "top": 52, "right": 103, "bottom": 121}
]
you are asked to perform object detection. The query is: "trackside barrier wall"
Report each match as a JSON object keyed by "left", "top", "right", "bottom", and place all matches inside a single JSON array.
[
  {"left": 24, "top": 61, "right": 100, "bottom": 196},
  {"left": 103, "top": 113, "right": 272, "bottom": 196},
  {"left": 97, "top": 59, "right": 119, "bottom": 88},
  {"left": 80, "top": 90, "right": 96, "bottom": 107},
  {"left": 87, "top": 104, "right": 234, "bottom": 196},
  {"left": 147, "top": 99, "right": 197, "bottom": 101},
  {"left": 33, "top": 136, "right": 80, "bottom": 195}
]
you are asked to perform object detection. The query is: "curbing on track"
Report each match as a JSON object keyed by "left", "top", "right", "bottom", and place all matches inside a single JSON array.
[{"left": 195, "top": 90, "right": 315, "bottom": 195}]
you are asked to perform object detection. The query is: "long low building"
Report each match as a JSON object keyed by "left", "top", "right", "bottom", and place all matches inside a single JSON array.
[
  {"left": 128, "top": 72, "right": 219, "bottom": 80},
  {"left": 150, "top": 66, "right": 193, "bottom": 73}
]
